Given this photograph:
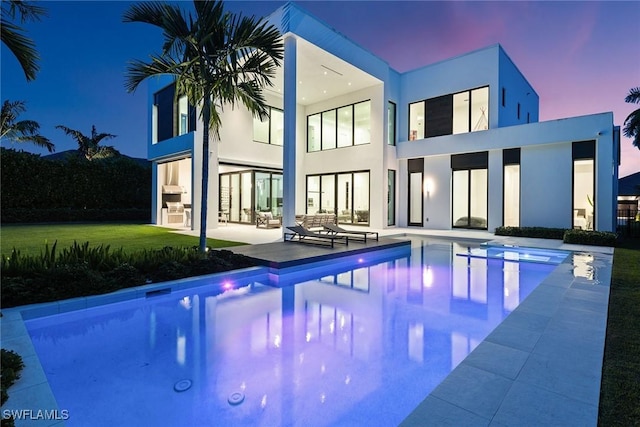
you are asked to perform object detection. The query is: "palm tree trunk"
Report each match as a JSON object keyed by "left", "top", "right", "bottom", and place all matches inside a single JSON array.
[{"left": 199, "top": 97, "right": 211, "bottom": 253}]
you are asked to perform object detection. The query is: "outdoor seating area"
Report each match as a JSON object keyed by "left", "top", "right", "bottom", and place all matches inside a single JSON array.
[{"left": 284, "top": 225, "right": 348, "bottom": 248}]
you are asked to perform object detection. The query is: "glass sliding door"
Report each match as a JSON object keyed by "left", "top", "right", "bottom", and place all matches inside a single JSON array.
[
  {"left": 306, "top": 171, "right": 370, "bottom": 225},
  {"left": 503, "top": 165, "right": 520, "bottom": 227},
  {"left": 271, "top": 174, "right": 283, "bottom": 217},
  {"left": 452, "top": 170, "right": 469, "bottom": 227},
  {"left": 409, "top": 172, "right": 423, "bottom": 225},
  {"left": 572, "top": 141, "right": 595, "bottom": 230},
  {"left": 573, "top": 159, "right": 594, "bottom": 230},
  {"left": 452, "top": 168, "right": 488, "bottom": 229},
  {"left": 337, "top": 174, "right": 352, "bottom": 223},
  {"left": 229, "top": 174, "right": 240, "bottom": 222},
  {"left": 470, "top": 169, "right": 488, "bottom": 224},
  {"left": 321, "top": 175, "right": 335, "bottom": 214},
  {"left": 307, "top": 176, "right": 320, "bottom": 213},
  {"left": 255, "top": 172, "right": 271, "bottom": 214},
  {"left": 219, "top": 170, "right": 283, "bottom": 224},
  {"left": 408, "top": 158, "right": 424, "bottom": 226},
  {"left": 240, "top": 172, "right": 252, "bottom": 223},
  {"left": 353, "top": 172, "right": 369, "bottom": 224}
]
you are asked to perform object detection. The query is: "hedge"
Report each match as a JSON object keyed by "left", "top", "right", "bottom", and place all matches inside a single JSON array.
[
  {"left": 563, "top": 229, "right": 617, "bottom": 247},
  {"left": 495, "top": 226, "right": 618, "bottom": 247},
  {"left": 1, "top": 148, "right": 150, "bottom": 223},
  {"left": 494, "top": 226, "right": 566, "bottom": 240}
]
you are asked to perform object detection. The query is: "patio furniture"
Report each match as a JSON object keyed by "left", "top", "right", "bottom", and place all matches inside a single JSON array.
[
  {"left": 256, "top": 211, "right": 282, "bottom": 229},
  {"left": 322, "top": 224, "right": 379, "bottom": 243},
  {"left": 294, "top": 213, "right": 337, "bottom": 229},
  {"left": 284, "top": 225, "right": 348, "bottom": 248}
]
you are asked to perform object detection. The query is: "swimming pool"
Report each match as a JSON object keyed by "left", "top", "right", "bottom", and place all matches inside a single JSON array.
[{"left": 25, "top": 238, "right": 560, "bottom": 426}]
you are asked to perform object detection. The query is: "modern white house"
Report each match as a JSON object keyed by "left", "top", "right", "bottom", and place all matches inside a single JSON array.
[{"left": 147, "top": 2, "right": 620, "bottom": 234}]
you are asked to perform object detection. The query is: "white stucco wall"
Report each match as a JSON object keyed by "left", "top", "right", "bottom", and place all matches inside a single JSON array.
[
  {"left": 497, "top": 48, "right": 539, "bottom": 127},
  {"left": 521, "top": 143, "right": 572, "bottom": 228}
]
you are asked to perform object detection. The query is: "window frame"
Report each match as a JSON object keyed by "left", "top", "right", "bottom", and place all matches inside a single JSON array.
[
  {"left": 306, "top": 100, "right": 371, "bottom": 152},
  {"left": 253, "top": 106, "right": 284, "bottom": 146}
]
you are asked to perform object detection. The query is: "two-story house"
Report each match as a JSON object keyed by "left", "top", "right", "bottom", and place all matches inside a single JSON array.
[{"left": 147, "top": 2, "right": 619, "bottom": 233}]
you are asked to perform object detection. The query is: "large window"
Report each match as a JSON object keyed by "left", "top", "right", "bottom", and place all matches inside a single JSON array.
[
  {"left": 409, "top": 86, "right": 489, "bottom": 140},
  {"left": 388, "top": 169, "right": 396, "bottom": 225},
  {"left": 306, "top": 171, "right": 370, "bottom": 225},
  {"left": 177, "top": 95, "right": 189, "bottom": 135},
  {"left": 253, "top": 106, "right": 283, "bottom": 146},
  {"left": 388, "top": 101, "right": 396, "bottom": 146},
  {"left": 307, "top": 100, "right": 370, "bottom": 152},
  {"left": 451, "top": 152, "right": 488, "bottom": 229},
  {"left": 573, "top": 140, "right": 595, "bottom": 230},
  {"left": 503, "top": 148, "right": 520, "bottom": 227}
]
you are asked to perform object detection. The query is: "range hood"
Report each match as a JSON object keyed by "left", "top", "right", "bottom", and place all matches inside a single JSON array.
[{"left": 162, "top": 185, "right": 183, "bottom": 194}]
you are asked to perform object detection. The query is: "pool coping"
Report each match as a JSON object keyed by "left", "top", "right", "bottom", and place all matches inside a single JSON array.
[
  {"left": 401, "top": 242, "right": 613, "bottom": 426},
  {"left": 1, "top": 238, "right": 613, "bottom": 427}
]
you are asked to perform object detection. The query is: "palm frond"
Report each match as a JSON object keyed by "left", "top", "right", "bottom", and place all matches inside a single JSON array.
[
  {"left": 4, "top": 0, "right": 48, "bottom": 23},
  {"left": 1, "top": 99, "right": 53, "bottom": 151},
  {"left": 623, "top": 107, "right": 640, "bottom": 149},
  {"left": 0, "top": 18, "right": 39, "bottom": 81},
  {"left": 625, "top": 87, "right": 640, "bottom": 105}
]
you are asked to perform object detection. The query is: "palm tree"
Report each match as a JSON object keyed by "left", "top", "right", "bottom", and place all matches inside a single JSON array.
[
  {"left": 1, "top": 0, "right": 47, "bottom": 81},
  {"left": 624, "top": 87, "right": 640, "bottom": 150},
  {"left": 55, "top": 124, "right": 120, "bottom": 161},
  {"left": 123, "top": 0, "right": 283, "bottom": 253},
  {"left": 1, "top": 99, "right": 54, "bottom": 152}
]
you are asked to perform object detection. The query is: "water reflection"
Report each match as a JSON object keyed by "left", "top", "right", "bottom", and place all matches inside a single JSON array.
[{"left": 27, "top": 240, "right": 556, "bottom": 427}]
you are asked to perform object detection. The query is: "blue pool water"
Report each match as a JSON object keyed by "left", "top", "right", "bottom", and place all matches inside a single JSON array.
[
  {"left": 26, "top": 238, "right": 558, "bottom": 426},
  {"left": 459, "top": 244, "right": 570, "bottom": 265}
]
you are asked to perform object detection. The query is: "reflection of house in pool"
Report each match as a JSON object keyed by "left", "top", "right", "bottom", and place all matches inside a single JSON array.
[{"left": 146, "top": 2, "right": 619, "bottom": 233}]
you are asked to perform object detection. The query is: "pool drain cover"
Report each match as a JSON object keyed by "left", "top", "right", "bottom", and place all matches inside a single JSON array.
[
  {"left": 228, "top": 391, "right": 245, "bottom": 405},
  {"left": 174, "top": 379, "right": 192, "bottom": 392}
]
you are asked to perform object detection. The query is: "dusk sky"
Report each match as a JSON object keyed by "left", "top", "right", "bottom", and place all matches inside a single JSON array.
[{"left": 2, "top": 1, "right": 639, "bottom": 177}]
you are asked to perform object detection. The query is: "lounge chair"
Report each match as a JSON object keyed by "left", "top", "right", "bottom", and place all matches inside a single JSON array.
[
  {"left": 284, "top": 226, "right": 348, "bottom": 248},
  {"left": 322, "top": 224, "right": 379, "bottom": 243}
]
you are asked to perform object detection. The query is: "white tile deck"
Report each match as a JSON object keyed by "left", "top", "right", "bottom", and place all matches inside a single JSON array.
[{"left": 0, "top": 225, "right": 613, "bottom": 426}]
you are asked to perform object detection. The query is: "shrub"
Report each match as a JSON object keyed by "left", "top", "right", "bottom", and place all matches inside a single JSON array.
[
  {"left": 563, "top": 229, "right": 618, "bottom": 247},
  {"left": 0, "top": 242, "right": 256, "bottom": 308},
  {"left": 1, "top": 349, "right": 25, "bottom": 406},
  {"left": 494, "top": 226, "right": 567, "bottom": 240}
]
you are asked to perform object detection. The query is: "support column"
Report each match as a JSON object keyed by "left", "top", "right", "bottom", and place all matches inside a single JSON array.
[{"left": 282, "top": 35, "right": 297, "bottom": 234}]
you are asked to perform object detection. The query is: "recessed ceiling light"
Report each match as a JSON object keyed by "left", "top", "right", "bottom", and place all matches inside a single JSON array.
[
  {"left": 299, "top": 81, "right": 302, "bottom": 84},
  {"left": 348, "top": 82, "right": 352, "bottom": 86},
  {"left": 323, "top": 90, "right": 327, "bottom": 94},
  {"left": 323, "top": 71, "right": 327, "bottom": 76}
]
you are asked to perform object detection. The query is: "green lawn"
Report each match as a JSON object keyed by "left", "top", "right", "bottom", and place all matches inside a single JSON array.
[
  {"left": 0, "top": 223, "right": 245, "bottom": 256},
  {"left": 598, "top": 238, "right": 640, "bottom": 425}
]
